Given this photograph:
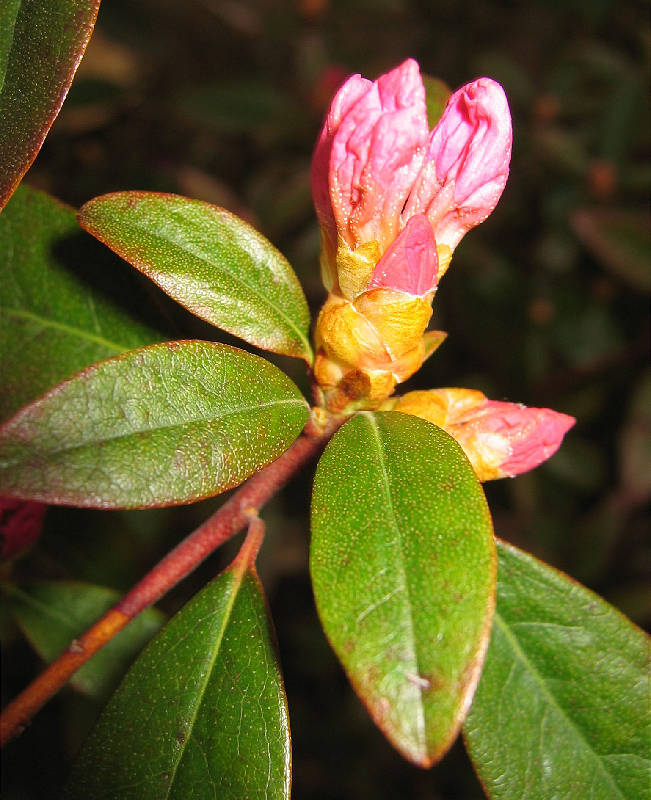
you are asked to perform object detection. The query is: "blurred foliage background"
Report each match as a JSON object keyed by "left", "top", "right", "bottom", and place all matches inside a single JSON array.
[{"left": 2, "top": 0, "right": 649, "bottom": 797}]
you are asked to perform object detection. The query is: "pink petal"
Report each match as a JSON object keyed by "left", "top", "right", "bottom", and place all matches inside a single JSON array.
[
  {"left": 491, "top": 405, "right": 576, "bottom": 477},
  {"left": 366, "top": 214, "right": 438, "bottom": 295},
  {"left": 404, "top": 77, "right": 512, "bottom": 252},
  {"left": 311, "top": 73, "right": 372, "bottom": 250},
  {"left": 329, "top": 59, "right": 429, "bottom": 251}
]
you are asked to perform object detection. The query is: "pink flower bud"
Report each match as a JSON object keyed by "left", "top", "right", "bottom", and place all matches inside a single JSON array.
[
  {"left": 311, "top": 59, "right": 429, "bottom": 258},
  {"left": 404, "top": 78, "right": 512, "bottom": 258},
  {"left": 311, "top": 61, "right": 514, "bottom": 410},
  {"left": 1, "top": 497, "right": 46, "bottom": 560},
  {"left": 479, "top": 401, "right": 575, "bottom": 478},
  {"left": 390, "top": 389, "right": 574, "bottom": 481}
]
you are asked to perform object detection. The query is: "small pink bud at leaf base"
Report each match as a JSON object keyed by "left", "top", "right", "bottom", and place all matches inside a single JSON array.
[
  {"left": 389, "top": 388, "right": 575, "bottom": 481},
  {"left": 404, "top": 77, "right": 512, "bottom": 275},
  {"left": 1, "top": 497, "right": 46, "bottom": 561}
]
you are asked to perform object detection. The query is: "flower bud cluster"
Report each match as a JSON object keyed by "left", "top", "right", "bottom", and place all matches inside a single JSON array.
[
  {"left": 312, "top": 59, "right": 512, "bottom": 410},
  {"left": 311, "top": 59, "right": 574, "bottom": 479}
]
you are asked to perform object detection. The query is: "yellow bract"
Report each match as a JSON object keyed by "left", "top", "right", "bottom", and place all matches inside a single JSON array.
[
  {"left": 335, "top": 238, "right": 381, "bottom": 300},
  {"left": 388, "top": 388, "right": 508, "bottom": 481},
  {"left": 314, "top": 289, "right": 433, "bottom": 412}
]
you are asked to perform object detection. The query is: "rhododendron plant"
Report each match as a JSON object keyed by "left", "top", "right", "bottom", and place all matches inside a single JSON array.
[{"left": 1, "top": 16, "right": 646, "bottom": 798}]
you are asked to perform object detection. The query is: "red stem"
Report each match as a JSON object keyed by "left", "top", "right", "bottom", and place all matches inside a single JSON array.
[{"left": 0, "top": 414, "right": 341, "bottom": 746}]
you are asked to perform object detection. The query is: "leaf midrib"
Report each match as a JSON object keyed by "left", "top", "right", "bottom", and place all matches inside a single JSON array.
[
  {"left": 0, "top": 397, "right": 305, "bottom": 465},
  {"left": 112, "top": 212, "right": 312, "bottom": 359},
  {"left": 164, "top": 568, "right": 246, "bottom": 798},
  {"left": 494, "top": 609, "right": 625, "bottom": 799},
  {"left": 363, "top": 412, "right": 427, "bottom": 752},
  {"left": 2, "top": 306, "right": 131, "bottom": 354}
]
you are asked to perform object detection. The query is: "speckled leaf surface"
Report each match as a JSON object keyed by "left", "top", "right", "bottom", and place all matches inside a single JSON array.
[
  {"left": 463, "top": 540, "right": 651, "bottom": 800},
  {"left": 310, "top": 411, "right": 495, "bottom": 766},
  {"left": 0, "top": 340, "right": 309, "bottom": 508},
  {"left": 5, "top": 580, "right": 164, "bottom": 699},
  {"left": 78, "top": 192, "right": 313, "bottom": 362},
  {"left": 63, "top": 553, "right": 291, "bottom": 799},
  {"left": 0, "top": 0, "right": 100, "bottom": 208},
  {"left": 0, "top": 185, "right": 163, "bottom": 422}
]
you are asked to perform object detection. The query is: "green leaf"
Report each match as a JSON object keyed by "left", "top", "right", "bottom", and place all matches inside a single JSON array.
[
  {"left": 78, "top": 192, "right": 314, "bottom": 362},
  {"left": 463, "top": 540, "right": 651, "bottom": 800},
  {"left": 0, "top": 340, "right": 309, "bottom": 508},
  {"left": 4, "top": 580, "right": 164, "bottom": 700},
  {"left": 422, "top": 75, "right": 451, "bottom": 129},
  {"left": 310, "top": 411, "right": 495, "bottom": 766},
  {"left": 0, "top": 185, "right": 164, "bottom": 422},
  {"left": 62, "top": 544, "right": 291, "bottom": 799},
  {"left": 0, "top": 0, "right": 100, "bottom": 208}
]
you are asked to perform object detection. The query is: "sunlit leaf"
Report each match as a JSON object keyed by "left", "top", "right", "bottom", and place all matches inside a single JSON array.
[
  {"left": 78, "top": 192, "right": 313, "bottom": 361},
  {"left": 0, "top": 341, "right": 309, "bottom": 508},
  {"left": 464, "top": 540, "right": 651, "bottom": 800},
  {"left": 311, "top": 411, "right": 495, "bottom": 766},
  {"left": 0, "top": 0, "right": 100, "bottom": 208},
  {"left": 5, "top": 580, "right": 164, "bottom": 699},
  {"left": 63, "top": 540, "right": 291, "bottom": 799},
  {"left": 0, "top": 185, "right": 163, "bottom": 422}
]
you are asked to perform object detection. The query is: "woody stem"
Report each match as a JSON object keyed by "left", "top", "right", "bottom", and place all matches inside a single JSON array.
[{"left": 0, "top": 413, "right": 343, "bottom": 746}]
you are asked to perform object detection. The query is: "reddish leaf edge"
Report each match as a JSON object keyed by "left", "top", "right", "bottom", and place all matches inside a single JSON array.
[
  {"left": 0, "top": 339, "right": 308, "bottom": 510},
  {"left": 77, "top": 191, "right": 314, "bottom": 364},
  {"left": 0, "top": 2, "right": 102, "bottom": 211},
  {"left": 313, "top": 415, "right": 497, "bottom": 769}
]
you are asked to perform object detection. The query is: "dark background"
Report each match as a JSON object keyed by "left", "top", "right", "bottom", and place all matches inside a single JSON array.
[{"left": 2, "top": 0, "right": 649, "bottom": 797}]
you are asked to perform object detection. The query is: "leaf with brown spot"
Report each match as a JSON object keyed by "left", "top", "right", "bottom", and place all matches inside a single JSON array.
[{"left": 310, "top": 411, "right": 496, "bottom": 766}]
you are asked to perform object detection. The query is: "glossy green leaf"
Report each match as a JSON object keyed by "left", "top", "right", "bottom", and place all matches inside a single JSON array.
[
  {"left": 310, "top": 411, "right": 495, "bottom": 766},
  {"left": 5, "top": 580, "right": 164, "bottom": 699},
  {"left": 0, "top": 0, "right": 100, "bottom": 208},
  {"left": 463, "top": 540, "right": 651, "bottom": 800},
  {"left": 63, "top": 545, "right": 291, "bottom": 799},
  {"left": 0, "top": 185, "right": 164, "bottom": 422},
  {"left": 0, "top": 340, "right": 309, "bottom": 508},
  {"left": 78, "top": 192, "right": 313, "bottom": 362}
]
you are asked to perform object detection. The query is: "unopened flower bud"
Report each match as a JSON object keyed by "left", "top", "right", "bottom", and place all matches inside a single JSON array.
[
  {"left": 311, "top": 60, "right": 512, "bottom": 411},
  {"left": 404, "top": 78, "right": 512, "bottom": 276},
  {"left": 388, "top": 388, "right": 575, "bottom": 481}
]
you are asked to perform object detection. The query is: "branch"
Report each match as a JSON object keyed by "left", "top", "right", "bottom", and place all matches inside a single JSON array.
[{"left": 1, "top": 412, "right": 342, "bottom": 746}]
